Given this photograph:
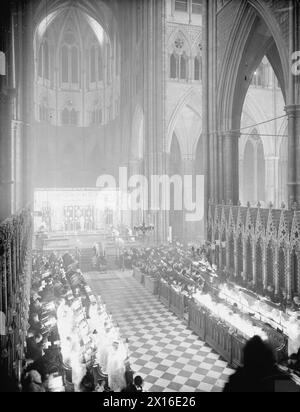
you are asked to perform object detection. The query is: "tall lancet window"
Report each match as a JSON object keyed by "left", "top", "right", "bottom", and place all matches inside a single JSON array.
[
  {"left": 106, "top": 43, "right": 111, "bottom": 84},
  {"left": 175, "top": 0, "right": 188, "bottom": 12},
  {"left": 61, "top": 45, "right": 69, "bottom": 83},
  {"left": 43, "top": 41, "right": 49, "bottom": 80},
  {"left": 90, "top": 45, "right": 96, "bottom": 83},
  {"left": 98, "top": 46, "right": 103, "bottom": 81},
  {"left": 90, "top": 44, "right": 103, "bottom": 85},
  {"left": 71, "top": 47, "right": 79, "bottom": 83},
  {"left": 194, "top": 55, "right": 202, "bottom": 81},
  {"left": 180, "top": 53, "right": 188, "bottom": 80},
  {"left": 170, "top": 53, "right": 178, "bottom": 79},
  {"left": 170, "top": 36, "right": 189, "bottom": 81},
  {"left": 38, "top": 46, "right": 43, "bottom": 77},
  {"left": 38, "top": 40, "right": 50, "bottom": 81},
  {"left": 60, "top": 31, "right": 80, "bottom": 89}
]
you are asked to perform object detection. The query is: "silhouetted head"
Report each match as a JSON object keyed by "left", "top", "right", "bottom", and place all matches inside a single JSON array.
[
  {"left": 243, "top": 335, "right": 275, "bottom": 374},
  {"left": 134, "top": 375, "right": 143, "bottom": 387}
]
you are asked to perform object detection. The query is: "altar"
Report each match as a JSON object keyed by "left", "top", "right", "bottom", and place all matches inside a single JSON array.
[{"left": 33, "top": 188, "right": 132, "bottom": 233}]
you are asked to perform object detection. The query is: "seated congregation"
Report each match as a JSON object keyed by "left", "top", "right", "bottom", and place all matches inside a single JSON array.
[{"left": 17, "top": 252, "right": 143, "bottom": 392}]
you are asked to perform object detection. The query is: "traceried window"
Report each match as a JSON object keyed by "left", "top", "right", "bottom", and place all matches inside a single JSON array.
[
  {"left": 39, "top": 99, "right": 51, "bottom": 123},
  {"left": 106, "top": 43, "right": 111, "bottom": 84},
  {"left": 175, "top": 0, "right": 188, "bottom": 12},
  {"left": 91, "top": 104, "right": 103, "bottom": 125},
  {"left": 192, "top": 0, "right": 203, "bottom": 14},
  {"left": 251, "top": 57, "right": 271, "bottom": 88},
  {"left": 90, "top": 44, "right": 103, "bottom": 84},
  {"left": 71, "top": 47, "right": 79, "bottom": 83},
  {"left": 170, "top": 53, "right": 178, "bottom": 79},
  {"left": 38, "top": 40, "right": 50, "bottom": 80},
  {"left": 180, "top": 53, "right": 188, "bottom": 79},
  {"left": 98, "top": 47, "right": 103, "bottom": 81},
  {"left": 61, "top": 108, "right": 69, "bottom": 125},
  {"left": 90, "top": 45, "right": 96, "bottom": 83},
  {"left": 169, "top": 37, "right": 188, "bottom": 81},
  {"left": 116, "top": 38, "right": 120, "bottom": 76},
  {"left": 194, "top": 55, "right": 202, "bottom": 81},
  {"left": 61, "top": 107, "right": 78, "bottom": 126},
  {"left": 60, "top": 31, "right": 80, "bottom": 88}
]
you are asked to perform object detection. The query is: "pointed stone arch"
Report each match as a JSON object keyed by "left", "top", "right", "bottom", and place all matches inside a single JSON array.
[
  {"left": 167, "top": 28, "right": 192, "bottom": 55},
  {"left": 166, "top": 88, "right": 202, "bottom": 156}
]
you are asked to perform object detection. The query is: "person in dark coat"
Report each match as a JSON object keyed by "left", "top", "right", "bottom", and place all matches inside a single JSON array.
[{"left": 224, "top": 336, "right": 297, "bottom": 392}]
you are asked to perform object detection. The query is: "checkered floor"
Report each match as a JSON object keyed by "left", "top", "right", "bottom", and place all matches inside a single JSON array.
[{"left": 84, "top": 270, "right": 234, "bottom": 392}]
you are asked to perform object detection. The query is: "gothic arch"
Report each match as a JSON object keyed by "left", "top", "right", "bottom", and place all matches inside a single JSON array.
[
  {"left": 166, "top": 88, "right": 202, "bottom": 155},
  {"left": 240, "top": 132, "right": 266, "bottom": 205},
  {"left": 167, "top": 28, "right": 192, "bottom": 55},
  {"left": 33, "top": 0, "right": 118, "bottom": 45},
  {"left": 217, "top": 2, "right": 287, "bottom": 134}
]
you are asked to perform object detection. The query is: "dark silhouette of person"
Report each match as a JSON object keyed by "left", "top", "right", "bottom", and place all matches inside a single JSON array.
[{"left": 224, "top": 335, "right": 296, "bottom": 392}]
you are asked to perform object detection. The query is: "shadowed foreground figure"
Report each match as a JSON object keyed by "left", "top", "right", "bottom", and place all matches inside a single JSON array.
[{"left": 224, "top": 336, "right": 298, "bottom": 392}]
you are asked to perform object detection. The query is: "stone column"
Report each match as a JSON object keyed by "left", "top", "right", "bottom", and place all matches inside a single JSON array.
[
  {"left": 223, "top": 132, "right": 239, "bottom": 204},
  {"left": 253, "top": 143, "right": 258, "bottom": 202},
  {"left": 286, "top": 105, "right": 300, "bottom": 207},
  {"left": 205, "top": 0, "right": 219, "bottom": 204},
  {"left": 129, "top": 159, "right": 144, "bottom": 228},
  {"left": 202, "top": 0, "right": 209, "bottom": 239},
  {"left": 274, "top": 246, "right": 279, "bottom": 296},
  {"left": 242, "top": 237, "right": 247, "bottom": 281},
  {"left": 182, "top": 154, "right": 195, "bottom": 242},
  {"left": 211, "top": 241, "right": 216, "bottom": 265},
  {"left": 143, "top": 0, "right": 166, "bottom": 244},
  {"left": 226, "top": 237, "right": 230, "bottom": 272},
  {"left": 0, "top": 92, "right": 13, "bottom": 221},
  {"left": 252, "top": 240, "right": 257, "bottom": 284},
  {"left": 286, "top": 249, "right": 292, "bottom": 301},
  {"left": 239, "top": 156, "right": 244, "bottom": 205},
  {"left": 219, "top": 239, "right": 223, "bottom": 269},
  {"left": 170, "top": 0, "right": 175, "bottom": 17},
  {"left": 234, "top": 236, "right": 238, "bottom": 277},
  {"left": 286, "top": 0, "right": 300, "bottom": 208},
  {"left": 262, "top": 243, "right": 267, "bottom": 290}
]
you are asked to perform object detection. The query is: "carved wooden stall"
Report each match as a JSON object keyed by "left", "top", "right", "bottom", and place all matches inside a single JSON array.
[
  {"left": 169, "top": 286, "right": 185, "bottom": 319},
  {"left": 144, "top": 275, "right": 159, "bottom": 295},
  {"left": 158, "top": 279, "right": 170, "bottom": 307},
  {"left": 0, "top": 209, "right": 32, "bottom": 382},
  {"left": 208, "top": 202, "right": 300, "bottom": 302}
]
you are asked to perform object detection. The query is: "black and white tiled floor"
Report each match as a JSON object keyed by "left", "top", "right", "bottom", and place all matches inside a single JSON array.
[{"left": 84, "top": 270, "right": 234, "bottom": 392}]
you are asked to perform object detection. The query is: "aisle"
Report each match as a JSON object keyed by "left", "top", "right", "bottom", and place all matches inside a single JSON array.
[{"left": 84, "top": 270, "right": 234, "bottom": 392}]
